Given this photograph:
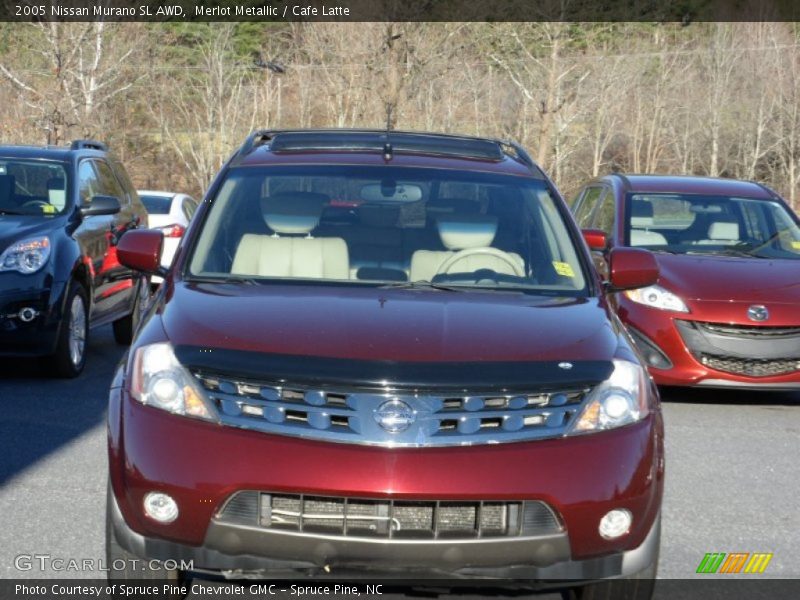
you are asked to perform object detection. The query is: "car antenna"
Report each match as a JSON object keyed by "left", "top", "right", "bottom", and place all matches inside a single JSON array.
[{"left": 383, "top": 104, "right": 393, "bottom": 161}]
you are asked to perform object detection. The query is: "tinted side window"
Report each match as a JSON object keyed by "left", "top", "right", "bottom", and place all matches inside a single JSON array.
[
  {"left": 575, "top": 187, "right": 603, "bottom": 228},
  {"left": 77, "top": 161, "right": 100, "bottom": 205},
  {"left": 592, "top": 189, "right": 615, "bottom": 235},
  {"left": 93, "top": 160, "right": 125, "bottom": 202}
]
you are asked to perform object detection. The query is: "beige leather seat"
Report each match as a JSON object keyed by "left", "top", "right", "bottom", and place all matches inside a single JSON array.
[
  {"left": 695, "top": 220, "right": 740, "bottom": 245},
  {"left": 231, "top": 193, "right": 349, "bottom": 279},
  {"left": 409, "top": 215, "right": 525, "bottom": 282},
  {"left": 629, "top": 200, "right": 667, "bottom": 246}
]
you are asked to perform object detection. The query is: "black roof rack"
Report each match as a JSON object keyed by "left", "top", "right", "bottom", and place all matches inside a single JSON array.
[
  {"left": 270, "top": 131, "right": 504, "bottom": 161},
  {"left": 70, "top": 139, "right": 108, "bottom": 152},
  {"left": 236, "top": 129, "right": 537, "bottom": 169}
]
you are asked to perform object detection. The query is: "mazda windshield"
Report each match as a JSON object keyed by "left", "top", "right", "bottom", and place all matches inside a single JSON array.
[{"left": 626, "top": 193, "right": 800, "bottom": 260}]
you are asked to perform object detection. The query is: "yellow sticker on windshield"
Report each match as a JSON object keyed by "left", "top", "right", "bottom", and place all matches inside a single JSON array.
[
  {"left": 792, "top": 241, "right": 800, "bottom": 250},
  {"left": 553, "top": 261, "right": 575, "bottom": 277},
  {"left": 42, "top": 204, "right": 55, "bottom": 214}
]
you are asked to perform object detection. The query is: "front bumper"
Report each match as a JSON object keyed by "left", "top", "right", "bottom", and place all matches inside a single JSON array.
[
  {"left": 109, "top": 485, "right": 661, "bottom": 581},
  {"left": 108, "top": 386, "right": 664, "bottom": 579},
  {"left": 619, "top": 299, "right": 800, "bottom": 389},
  {"left": 0, "top": 279, "right": 65, "bottom": 356}
]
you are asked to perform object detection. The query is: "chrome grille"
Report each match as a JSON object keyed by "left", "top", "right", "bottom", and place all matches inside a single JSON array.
[
  {"left": 699, "top": 354, "right": 800, "bottom": 377},
  {"left": 218, "top": 492, "right": 561, "bottom": 540},
  {"left": 195, "top": 372, "right": 589, "bottom": 446}
]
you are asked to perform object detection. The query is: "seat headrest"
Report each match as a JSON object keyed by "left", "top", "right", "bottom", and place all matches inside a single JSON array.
[
  {"left": 630, "top": 200, "right": 655, "bottom": 228},
  {"left": 261, "top": 192, "right": 328, "bottom": 235},
  {"left": 437, "top": 215, "right": 498, "bottom": 250},
  {"left": 708, "top": 220, "right": 739, "bottom": 240}
]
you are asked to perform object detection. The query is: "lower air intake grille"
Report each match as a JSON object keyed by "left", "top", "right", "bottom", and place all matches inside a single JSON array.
[
  {"left": 699, "top": 354, "right": 800, "bottom": 377},
  {"left": 218, "top": 492, "right": 561, "bottom": 540}
]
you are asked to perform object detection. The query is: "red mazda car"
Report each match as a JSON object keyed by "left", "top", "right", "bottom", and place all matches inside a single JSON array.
[
  {"left": 107, "top": 130, "right": 664, "bottom": 598},
  {"left": 572, "top": 174, "right": 800, "bottom": 389}
]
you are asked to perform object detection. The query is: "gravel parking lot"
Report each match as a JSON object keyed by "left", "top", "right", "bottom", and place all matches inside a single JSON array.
[{"left": 1, "top": 325, "right": 798, "bottom": 596}]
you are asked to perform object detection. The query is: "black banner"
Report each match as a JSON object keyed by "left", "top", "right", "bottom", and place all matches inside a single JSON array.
[
  {"left": 3, "top": 0, "right": 800, "bottom": 23},
  {"left": 3, "top": 579, "right": 800, "bottom": 600}
]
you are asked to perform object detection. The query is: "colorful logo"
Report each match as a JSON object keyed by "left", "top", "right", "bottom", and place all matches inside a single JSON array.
[{"left": 696, "top": 552, "right": 773, "bottom": 574}]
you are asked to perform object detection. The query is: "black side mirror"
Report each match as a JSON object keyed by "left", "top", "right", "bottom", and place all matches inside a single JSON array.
[{"left": 81, "top": 195, "right": 121, "bottom": 217}]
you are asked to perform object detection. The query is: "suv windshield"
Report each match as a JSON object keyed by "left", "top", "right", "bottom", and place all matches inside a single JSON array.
[
  {"left": 188, "top": 165, "right": 587, "bottom": 294},
  {"left": 0, "top": 160, "right": 69, "bottom": 216},
  {"left": 626, "top": 193, "right": 800, "bottom": 260}
]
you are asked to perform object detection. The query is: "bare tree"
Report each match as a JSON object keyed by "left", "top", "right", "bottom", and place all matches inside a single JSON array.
[
  {"left": 151, "top": 24, "right": 259, "bottom": 193},
  {"left": 0, "top": 21, "right": 143, "bottom": 143}
]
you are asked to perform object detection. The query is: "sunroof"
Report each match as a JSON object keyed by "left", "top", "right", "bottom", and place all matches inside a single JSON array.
[{"left": 268, "top": 131, "right": 505, "bottom": 161}]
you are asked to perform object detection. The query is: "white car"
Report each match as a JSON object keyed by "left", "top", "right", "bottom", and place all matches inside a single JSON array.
[{"left": 137, "top": 190, "right": 198, "bottom": 283}]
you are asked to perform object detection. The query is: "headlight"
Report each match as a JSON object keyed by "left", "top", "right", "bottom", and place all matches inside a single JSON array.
[
  {"left": 130, "top": 342, "right": 216, "bottom": 421},
  {"left": 625, "top": 284, "right": 689, "bottom": 313},
  {"left": 0, "top": 236, "right": 51, "bottom": 274},
  {"left": 569, "top": 360, "right": 649, "bottom": 435}
]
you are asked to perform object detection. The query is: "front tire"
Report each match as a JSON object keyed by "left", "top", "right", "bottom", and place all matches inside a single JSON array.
[{"left": 46, "top": 281, "right": 88, "bottom": 378}]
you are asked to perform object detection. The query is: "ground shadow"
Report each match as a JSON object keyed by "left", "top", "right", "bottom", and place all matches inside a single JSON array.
[{"left": 0, "top": 325, "right": 125, "bottom": 484}]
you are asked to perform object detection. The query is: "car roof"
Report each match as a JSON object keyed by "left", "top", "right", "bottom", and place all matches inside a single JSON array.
[
  {"left": 608, "top": 174, "right": 774, "bottom": 199},
  {"left": 0, "top": 140, "right": 108, "bottom": 162},
  {"left": 232, "top": 129, "right": 544, "bottom": 179}
]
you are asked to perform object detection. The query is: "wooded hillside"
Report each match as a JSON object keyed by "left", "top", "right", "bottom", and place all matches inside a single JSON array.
[{"left": 1, "top": 22, "right": 798, "bottom": 208}]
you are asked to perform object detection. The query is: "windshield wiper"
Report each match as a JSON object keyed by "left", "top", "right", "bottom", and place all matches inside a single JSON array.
[
  {"left": 733, "top": 231, "right": 786, "bottom": 254},
  {"left": 686, "top": 248, "right": 769, "bottom": 259},
  {"left": 0, "top": 208, "right": 27, "bottom": 215},
  {"left": 379, "top": 280, "right": 466, "bottom": 292}
]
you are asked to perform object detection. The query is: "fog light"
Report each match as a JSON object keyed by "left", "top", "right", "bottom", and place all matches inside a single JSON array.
[
  {"left": 599, "top": 509, "right": 632, "bottom": 539},
  {"left": 143, "top": 492, "right": 179, "bottom": 523}
]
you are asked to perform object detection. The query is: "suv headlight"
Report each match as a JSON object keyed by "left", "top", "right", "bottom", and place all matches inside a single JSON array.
[
  {"left": 130, "top": 342, "right": 216, "bottom": 421},
  {"left": 0, "top": 236, "right": 51, "bottom": 274},
  {"left": 569, "top": 360, "right": 649, "bottom": 435},
  {"left": 624, "top": 284, "right": 689, "bottom": 313}
]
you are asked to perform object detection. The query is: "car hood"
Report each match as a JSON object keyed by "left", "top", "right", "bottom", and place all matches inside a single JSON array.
[
  {"left": 160, "top": 282, "right": 620, "bottom": 364},
  {"left": 0, "top": 215, "right": 60, "bottom": 251},
  {"left": 655, "top": 253, "right": 800, "bottom": 303}
]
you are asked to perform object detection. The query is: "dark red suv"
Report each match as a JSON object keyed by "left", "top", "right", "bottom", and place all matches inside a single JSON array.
[
  {"left": 572, "top": 174, "right": 800, "bottom": 389},
  {"left": 108, "top": 130, "right": 664, "bottom": 597}
]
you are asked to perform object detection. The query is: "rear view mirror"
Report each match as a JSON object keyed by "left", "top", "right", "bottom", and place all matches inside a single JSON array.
[
  {"left": 360, "top": 182, "right": 423, "bottom": 203},
  {"left": 607, "top": 247, "right": 659, "bottom": 291},
  {"left": 117, "top": 229, "right": 165, "bottom": 275},
  {"left": 81, "top": 195, "right": 121, "bottom": 217}
]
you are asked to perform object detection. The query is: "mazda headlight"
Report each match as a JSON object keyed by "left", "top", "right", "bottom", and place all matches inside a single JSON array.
[
  {"left": 569, "top": 360, "right": 649, "bottom": 434},
  {"left": 130, "top": 342, "right": 216, "bottom": 421},
  {"left": 0, "top": 236, "right": 51, "bottom": 274},
  {"left": 625, "top": 284, "right": 688, "bottom": 313}
]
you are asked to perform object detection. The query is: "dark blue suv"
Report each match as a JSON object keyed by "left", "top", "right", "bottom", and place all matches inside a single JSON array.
[{"left": 0, "top": 140, "right": 149, "bottom": 377}]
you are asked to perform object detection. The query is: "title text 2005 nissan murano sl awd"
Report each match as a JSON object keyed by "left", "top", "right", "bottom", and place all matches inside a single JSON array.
[{"left": 107, "top": 130, "right": 665, "bottom": 599}]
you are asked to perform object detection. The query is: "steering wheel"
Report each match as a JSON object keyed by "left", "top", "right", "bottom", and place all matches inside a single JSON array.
[
  {"left": 435, "top": 247, "right": 525, "bottom": 278},
  {"left": 21, "top": 200, "right": 50, "bottom": 209}
]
